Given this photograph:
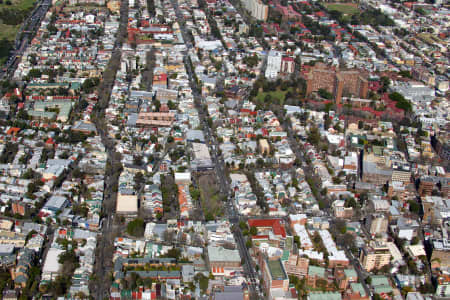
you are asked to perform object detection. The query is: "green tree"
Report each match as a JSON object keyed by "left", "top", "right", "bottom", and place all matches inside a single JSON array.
[
  {"left": 307, "top": 126, "right": 320, "bottom": 146},
  {"left": 408, "top": 200, "right": 420, "bottom": 214},
  {"left": 239, "top": 221, "right": 248, "bottom": 231},
  {"left": 127, "top": 218, "right": 145, "bottom": 237}
]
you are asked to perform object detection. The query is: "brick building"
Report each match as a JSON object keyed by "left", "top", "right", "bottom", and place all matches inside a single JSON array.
[
  {"left": 418, "top": 176, "right": 435, "bottom": 196},
  {"left": 261, "top": 258, "right": 289, "bottom": 294},
  {"left": 304, "top": 63, "right": 368, "bottom": 105},
  {"left": 12, "top": 201, "right": 28, "bottom": 216},
  {"left": 283, "top": 254, "right": 309, "bottom": 278},
  {"left": 136, "top": 112, "right": 175, "bottom": 127},
  {"left": 306, "top": 265, "right": 326, "bottom": 288}
]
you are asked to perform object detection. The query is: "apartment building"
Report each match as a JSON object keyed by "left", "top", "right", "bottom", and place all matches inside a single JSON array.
[
  {"left": 359, "top": 242, "right": 391, "bottom": 272},
  {"left": 284, "top": 254, "right": 309, "bottom": 278},
  {"left": 304, "top": 63, "right": 368, "bottom": 105},
  {"left": 241, "top": 0, "right": 268, "bottom": 21}
]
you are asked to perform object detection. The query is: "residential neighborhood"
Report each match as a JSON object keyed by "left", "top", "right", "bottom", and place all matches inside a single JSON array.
[{"left": 0, "top": 0, "right": 448, "bottom": 298}]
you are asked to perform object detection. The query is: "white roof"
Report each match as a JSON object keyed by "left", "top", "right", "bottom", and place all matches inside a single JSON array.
[
  {"left": 174, "top": 172, "right": 191, "bottom": 182},
  {"left": 43, "top": 248, "right": 64, "bottom": 274},
  {"left": 319, "top": 230, "right": 348, "bottom": 262},
  {"left": 298, "top": 249, "right": 324, "bottom": 261},
  {"left": 289, "top": 214, "right": 307, "bottom": 222},
  {"left": 0, "top": 244, "right": 14, "bottom": 254},
  {"left": 116, "top": 194, "right": 138, "bottom": 213},
  {"left": 407, "top": 244, "right": 426, "bottom": 257},
  {"left": 386, "top": 242, "right": 403, "bottom": 263},
  {"left": 293, "top": 224, "right": 312, "bottom": 249}
]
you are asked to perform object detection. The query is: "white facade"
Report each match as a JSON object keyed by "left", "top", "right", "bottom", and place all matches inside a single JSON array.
[
  {"left": 265, "top": 51, "right": 282, "bottom": 79},
  {"left": 242, "top": 0, "right": 268, "bottom": 21}
]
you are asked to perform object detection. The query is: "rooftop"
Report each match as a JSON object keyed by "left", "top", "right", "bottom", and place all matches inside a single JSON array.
[
  {"left": 267, "top": 258, "right": 287, "bottom": 281},
  {"left": 207, "top": 245, "right": 240, "bottom": 263}
]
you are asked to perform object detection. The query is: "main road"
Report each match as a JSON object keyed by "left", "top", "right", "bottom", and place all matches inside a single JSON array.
[
  {"left": 90, "top": 0, "right": 128, "bottom": 299},
  {"left": 1, "top": 0, "right": 51, "bottom": 80},
  {"left": 170, "top": 0, "right": 259, "bottom": 298}
]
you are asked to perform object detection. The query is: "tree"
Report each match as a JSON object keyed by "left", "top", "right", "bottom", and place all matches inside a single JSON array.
[
  {"left": 307, "top": 126, "right": 320, "bottom": 146},
  {"left": 133, "top": 155, "right": 143, "bottom": 166},
  {"left": 256, "top": 158, "right": 264, "bottom": 168},
  {"left": 246, "top": 239, "right": 252, "bottom": 248},
  {"left": 334, "top": 219, "right": 347, "bottom": 234},
  {"left": 408, "top": 200, "right": 420, "bottom": 214},
  {"left": 389, "top": 92, "right": 412, "bottom": 112},
  {"left": 58, "top": 249, "right": 79, "bottom": 276},
  {"left": 22, "top": 168, "right": 35, "bottom": 179},
  {"left": 249, "top": 226, "right": 257, "bottom": 236},
  {"left": 165, "top": 248, "right": 181, "bottom": 259},
  {"left": 341, "top": 233, "right": 355, "bottom": 248},
  {"left": 167, "top": 100, "right": 176, "bottom": 110},
  {"left": 127, "top": 218, "right": 145, "bottom": 237},
  {"left": 239, "top": 221, "right": 248, "bottom": 231},
  {"left": 17, "top": 109, "right": 29, "bottom": 120},
  {"left": 72, "top": 168, "right": 83, "bottom": 179},
  {"left": 358, "top": 120, "right": 364, "bottom": 129},
  {"left": 81, "top": 77, "right": 100, "bottom": 93},
  {"left": 345, "top": 197, "right": 357, "bottom": 208},
  {"left": 318, "top": 88, "right": 332, "bottom": 100}
]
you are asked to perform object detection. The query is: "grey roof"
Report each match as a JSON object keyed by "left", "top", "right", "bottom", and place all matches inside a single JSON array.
[
  {"left": 127, "top": 113, "right": 138, "bottom": 127},
  {"left": 0, "top": 254, "right": 15, "bottom": 267},
  {"left": 72, "top": 121, "right": 97, "bottom": 133},
  {"left": 207, "top": 246, "right": 240, "bottom": 263},
  {"left": 0, "top": 244, "right": 14, "bottom": 255},
  {"left": 363, "top": 161, "right": 392, "bottom": 176},
  {"left": 186, "top": 130, "right": 205, "bottom": 142},
  {"left": 44, "top": 196, "right": 68, "bottom": 211},
  {"left": 72, "top": 229, "right": 97, "bottom": 240},
  {"left": 214, "top": 286, "right": 244, "bottom": 300},
  {"left": 201, "top": 75, "right": 217, "bottom": 85}
]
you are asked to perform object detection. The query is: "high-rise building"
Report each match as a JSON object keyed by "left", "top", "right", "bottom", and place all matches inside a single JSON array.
[
  {"left": 304, "top": 63, "right": 368, "bottom": 105},
  {"left": 284, "top": 254, "right": 309, "bottom": 278},
  {"left": 265, "top": 51, "right": 282, "bottom": 79},
  {"left": 281, "top": 57, "right": 295, "bottom": 74},
  {"left": 359, "top": 242, "right": 391, "bottom": 272},
  {"left": 242, "top": 0, "right": 268, "bottom": 21}
]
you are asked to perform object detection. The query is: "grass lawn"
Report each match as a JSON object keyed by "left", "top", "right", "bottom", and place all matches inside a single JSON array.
[
  {"left": 255, "top": 88, "right": 291, "bottom": 104},
  {"left": 325, "top": 3, "right": 359, "bottom": 15},
  {"left": 0, "top": 23, "right": 18, "bottom": 65},
  {"left": 0, "top": 23, "right": 20, "bottom": 41},
  {"left": 0, "top": 0, "right": 36, "bottom": 10}
]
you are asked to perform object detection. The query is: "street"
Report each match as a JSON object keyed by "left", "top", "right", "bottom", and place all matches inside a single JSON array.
[
  {"left": 90, "top": 0, "right": 129, "bottom": 298},
  {"left": 0, "top": 0, "right": 51, "bottom": 80},
  {"left": 171, "top": 0, "right": 260, "bottom": 297}
]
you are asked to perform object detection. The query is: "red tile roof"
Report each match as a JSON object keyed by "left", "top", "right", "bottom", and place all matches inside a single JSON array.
[
  {"left": 6, "top": 127, "right": 21, "bottom": 135},
  {"left": 248, "top": 219, "right": 286, "bottom": 238}
]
